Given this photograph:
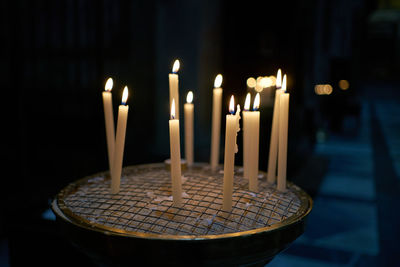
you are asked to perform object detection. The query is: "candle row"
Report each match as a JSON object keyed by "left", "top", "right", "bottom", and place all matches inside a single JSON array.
[{"left": 101, "top": 61, "right": 290, "bottom": 214}]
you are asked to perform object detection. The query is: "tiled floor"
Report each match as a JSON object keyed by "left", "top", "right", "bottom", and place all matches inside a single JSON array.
[{"left": 270, "top": 85, "right": 400, "bottom": 266}]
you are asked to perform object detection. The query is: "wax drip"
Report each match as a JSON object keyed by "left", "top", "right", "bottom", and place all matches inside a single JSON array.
[{"left": 234, "top": 104, "right": 241, "bottom": 153}]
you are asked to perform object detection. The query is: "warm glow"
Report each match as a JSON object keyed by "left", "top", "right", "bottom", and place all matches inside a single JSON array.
[
  {"left": 229, "top": 95, "right": 235, "bottom": 114},
  {"left": 282, "top": 74, "right": 287, "bottom": 92},
  {"left": 270, "top": 76, "right": 276, "bottom": 86},
  {"left": 253, "top": 93, "right": 260, "bottom": 111},
  {"left": 276, "top": 69, "right": 282, "bottom": 88},
  {"left": 263, "top": 77, "right": 273, "bottom": 88},
  {"left": 244, "top": 93, "right": 251, "bottom": 111},
  {"left": 186, "top": 91, "right": 193, "bottom": 103},
  {"left": 315, "top": 84, "right": 333, "bottom": 95},
  {"left": 324, "top": 84, "right": 333, "bottom": 95},
  {"left": 105, "top": 78, "right": 113, "bottom": 91},
  {"left": 122, "top": 86, "right": 129, "bottom": 105},
  {"left": 172, "top": 59, "right": 180, "bottom": 73},
  {"left": 247, "top": 77, "right": 256, "bottom": 88},
  {"left": 214, "top": 74, "right": 223, "bottom": 88},
  {"left": 339, "top": 80, "right": 349, "bottom": 90},
  {"left": 171, "top": 98, "right": 176, "bottom": 119}
]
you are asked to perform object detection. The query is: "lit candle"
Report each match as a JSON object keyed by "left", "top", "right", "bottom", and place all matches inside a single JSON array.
[
  {"left": 169, "top": 60, "right": 180, "bottom": 120},
  {"left": 267, "top": 69, "right": 282, "bottom": 184},
  {"left": 111, "top": 86, "right": 129, "bottom": 194},
  {"left": 102, "top": 78, "right": 115, "bottom": 173},
  {"left": 169, "top": 99, "right": 183, "bottom": 206},
  {"left": 184, "top": 91, "right": 194, "bottom": 167},
  {"left": 277, "top": 75, "right": 289, "bottom": 192},
  {"left": 243, "top": 93, "right": 251, "bottom": 180},
  {"left": 210, "top": 74, "right": 223, "bottom": 171},
  {"left": 243, "top": 93, "right": 260, "bottom": 191},
  {"left": 223, "top": 96, "right": 241, "bottom": 212}
]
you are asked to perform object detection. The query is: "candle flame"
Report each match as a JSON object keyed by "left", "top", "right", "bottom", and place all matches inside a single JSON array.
[
  {"left": 214, "top": 74, "right": 223, "bottom": 88},
  {"left": 171, "top": 98, "right": 176, "bottom": 119},
  {"left": 172, "top": 60, "right": 180, "bottom": 73},
  {"left": 244, "top": 93, "right": 251, "bottom": 111},
  {"left": 186, "top": 91, "right": 193, "bottom": 104},
  {"left": 253, "top": 93, "right": 260, "bottom": 111},
  {"left": 229, "top": 95, "right": 235, "bottom": 114},
  {"left": 121, "top": 86, "right": 129, "bottom": 105},
  {"left": 276, "top": 69, "right": 282, "bottom": 89},
  {"left": 105, "top": 78, "right": 113, "bottom": 91},
  {"left": 282, "top": 74, "right": 287, "bottom": 92}
]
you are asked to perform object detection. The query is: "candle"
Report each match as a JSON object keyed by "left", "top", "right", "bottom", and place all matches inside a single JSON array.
[
  {"left": 210, "top": 74, "right": 223, "bottom": 171},
  {"left": 243, "top": 93, "right": 251, "bottom": 180},
  {"left": 243, "top": 93, "right": 260, "bottom": 191},
  {"left": 184, "top": 91, "right": 194, "bottom": 167},
  {"left": 277, "top": 75, "right": 289, "bottom": 192},
  {"left": 102, "top": 78, "right": 115, "bottom": 173},
  {"left": 267, "top": 69, "right": 282, "bottom": 184},
  {"left": 169, "top": 99, "right": 183, "bottom": 206},
  {"left": 111, "top": 86, "right": 129, "bottom": 194},
  {"left": 169, "top": 60, "right": 180, "bottom": 120},
  {"left": 223, "top": 96, "right": 241, "bottom": 212}
]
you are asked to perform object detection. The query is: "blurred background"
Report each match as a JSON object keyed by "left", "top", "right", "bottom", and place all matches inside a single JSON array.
[{"left": 1, "top": 0, "right": 400, "bottom": 266}]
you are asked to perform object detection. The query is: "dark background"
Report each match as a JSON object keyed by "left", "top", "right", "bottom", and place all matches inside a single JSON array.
[{"left": 1, "top": 0, "right": 400, "bottom": 266}]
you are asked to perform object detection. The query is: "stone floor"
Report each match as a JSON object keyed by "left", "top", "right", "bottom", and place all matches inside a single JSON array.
[{"left": 270, "top": 84, "right": 400, "bottom": 266}]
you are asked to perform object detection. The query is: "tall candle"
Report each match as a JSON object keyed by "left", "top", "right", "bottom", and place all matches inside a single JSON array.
[
  {"left": 111, "top": 86, "right": 129, "bottom": 194},
  {"left": 243, "top": 93, "right": 251, "bottom": 180},
  {"left": 102, "top": 78, "right": 115, "bottom": 173},
  {"left": 210, "top": 74, "right": 223, "bottom": 171},
  {"left": 169, "top": 99, "right": 183, "bottom": 206},
  {"left": 223, "top": 96, "right": 241, "bottom": 212},
  {"left": 184, "top": 91, "right": 194, "bottom": 167},
  {"left": 267, "top": 69, "right": 282, "bottom": 184},
  {"left": 243, "top": 93, "right": 260, "bottom": 191},
  {"left": 169, "top": 60, "right": 180, "bottom": 120},
  {"left": 277, "top": 75, "right": 289, "bottom": 192}
]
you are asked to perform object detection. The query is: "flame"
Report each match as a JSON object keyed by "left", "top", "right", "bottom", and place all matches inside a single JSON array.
[
  {"left": 105, "top": 78, "right": 113, "bottom": 91},
  {"left": 282, "top": 74, "right": 287, "bottom": 92},
  {"left": 172, "top": 60, "right": 180, "bottom": 73},
  {"left": 186, "top": 91, "right": 193, "bottom": 103},
  {"left": 171, "top": 98, "right": 176, "bottom": 119},
  {"left": 244, "top": 93, "right": 251, "bottom": 111},
  {"left": 253, "top": 93, "right": 260, "bottom": 111},
  {"left": 122, "top": 86, "right": 129, "bottom": 105},
  {"left": 214, "top": 74, "right": 223, "bottom": 88},
  {"left": 229, "top": 95, "right": 235, "bottom": 114},
  {"left": 276, "top": 69, "right": 282, "bottom": 88}
]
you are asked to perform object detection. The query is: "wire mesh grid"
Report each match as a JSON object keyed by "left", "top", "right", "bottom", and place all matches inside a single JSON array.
[{"left": 58, "top": 163, "right": 302, "bottom": 237}]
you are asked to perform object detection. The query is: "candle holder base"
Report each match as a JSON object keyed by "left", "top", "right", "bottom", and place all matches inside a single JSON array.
[{"left": 52, "top": 163, "right": 312, "bottom": 266}]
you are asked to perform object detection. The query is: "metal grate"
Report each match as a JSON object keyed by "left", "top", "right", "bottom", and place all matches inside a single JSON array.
[{"left": 59, "top": 163, "right": 301, "bottom": 236}]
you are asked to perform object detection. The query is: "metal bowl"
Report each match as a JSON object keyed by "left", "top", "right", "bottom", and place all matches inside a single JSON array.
[{"left": 52, "top": 163, "right": 312, "bottom": 266}]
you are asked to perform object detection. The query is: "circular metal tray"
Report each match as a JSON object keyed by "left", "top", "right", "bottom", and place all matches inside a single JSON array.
[{"left": 52, "top": 163, "right": 312, "bottom": 266}]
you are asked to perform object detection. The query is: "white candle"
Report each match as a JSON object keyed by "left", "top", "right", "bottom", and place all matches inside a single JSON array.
[
  {"left": 169, "top": 60, "right": 180, "bottom": 120},
  {"left": 184, "top": 91, "right": 194, "bottom": 167},
  {"left": 243, "top": 93, "right": 260, "bottom": 191},
  {"left": 102, "top": 78, "right": 115, "bottom": 173},
  {"left": 267, "top": 69, "right": 282, "bottom": 184},
  {"left": 169, "top": 99, "right": 183, "bottom": 206},
  {"left": 210, "top": 74, "right": 223, "bottom": 171},
  {"left": 277, "top": 75, "right": 289, "bottom": 192},
  {"left": 243, "top": 93, "right": 251, "bottom": 180},
  {"left": 223, "top": 96, "right": 241, "bottom": 212},
  {"left": 111, "top": 86, "right": 129, "bottom": 194}
]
